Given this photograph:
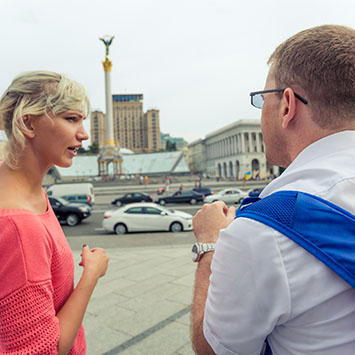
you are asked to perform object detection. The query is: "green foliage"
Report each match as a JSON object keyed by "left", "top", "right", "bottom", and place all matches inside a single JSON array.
[
  {"left": 77, "top": 147, "right": 87, "bottom": 154},
  {"left": 165, "top": 140, "right": 177, "bottom": 151},
  {"left": 88, "top": 142, "right": 99, "bottom": 154}
]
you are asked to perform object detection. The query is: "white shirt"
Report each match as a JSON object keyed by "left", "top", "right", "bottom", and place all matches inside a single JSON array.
[{"left": 204, "top": 131, "right": 355, "bottom": 355}]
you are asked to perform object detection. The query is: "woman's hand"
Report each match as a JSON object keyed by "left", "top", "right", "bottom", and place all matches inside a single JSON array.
[{"left": 79, "top": 245, "right": 109, "bottom": 280}]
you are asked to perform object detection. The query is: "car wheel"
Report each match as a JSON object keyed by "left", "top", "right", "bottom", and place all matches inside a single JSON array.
[
  {"left": 190, "top": 198, "right": 197, "bottom": 205},
  {"left": 238, "top": 198, "right": 244, "bottom": 204},
  {"left": 115, "top": 201, "right": 122, "bottom": 207},
  {"left": 66, "top": 213, "right": 80, "bottom": 226},
  {"left": 170, "top": 222, "right": 183, "bottom": 233},
  {"left": 212, "top": 200, "right": 218, "bottom": 203},
  {"left": 114, "top": 223, "right": 127, "bottom": 235},
  {"left": 159, "top": 200, "right": 166, "bottom": 206}
]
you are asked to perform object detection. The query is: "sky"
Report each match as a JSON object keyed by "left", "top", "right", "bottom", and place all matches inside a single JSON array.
[{"left": 1, "top": 0, "right": 354, "bottom": 147}]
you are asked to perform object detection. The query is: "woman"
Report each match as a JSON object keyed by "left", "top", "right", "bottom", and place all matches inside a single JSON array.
[{"left": 0, "top": 71, "right": 109, "bottom": 354}]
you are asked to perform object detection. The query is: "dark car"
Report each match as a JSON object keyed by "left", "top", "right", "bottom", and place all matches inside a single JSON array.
[
  {"left": 111, "top": 192, "right": 153, "bottom": 207},
  {"left": 61, "top": 194, "right": 93, "bottom": 206},
  {"left": 155, "top": 190, "right": 205, "bottom": 205},
  {"left": 49, "top": 196, "right": 91, "bottom": 226},
  {"left": 192, "top": 187, "right": 213, "bottom": 196},
  {"left": 247, "top": 188, "right": 264, "bottom": 198}
]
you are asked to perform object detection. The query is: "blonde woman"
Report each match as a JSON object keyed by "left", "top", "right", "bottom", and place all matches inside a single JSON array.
[{"left": 0, "top": 71, "right": 109, "bottom": 354}]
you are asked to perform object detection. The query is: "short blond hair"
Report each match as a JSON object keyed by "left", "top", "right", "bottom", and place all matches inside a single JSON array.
[
  {"left": 0, "top": 71, "right": 90, "bottom": 168},
  {"left": 268, "top": 25, "right": 355, "bottom": 129}
]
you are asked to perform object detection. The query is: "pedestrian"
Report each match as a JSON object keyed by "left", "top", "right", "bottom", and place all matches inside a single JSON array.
[
  {"left": 145, "top": 175, "right": 149, "bottom": 184},
  {"left": 191, "top": 25, "right": 355, "bottom": 355},
  {"left": 0, "top": 71, "right": 109, "bottom": 354}
]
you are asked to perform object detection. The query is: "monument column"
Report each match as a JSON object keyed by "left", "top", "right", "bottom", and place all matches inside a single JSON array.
[{"left": 98, "top": 35, "right": 123, "bottom": 176}]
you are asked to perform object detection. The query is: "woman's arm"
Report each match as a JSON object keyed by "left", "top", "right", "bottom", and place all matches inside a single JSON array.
[{"left": 56, "top": 245, "right": 109, "bottom": 355}]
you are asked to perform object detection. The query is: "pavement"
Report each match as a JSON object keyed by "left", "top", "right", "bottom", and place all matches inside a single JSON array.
[{"left": 69, "top": 241, "right": 197, "bottom": 355}]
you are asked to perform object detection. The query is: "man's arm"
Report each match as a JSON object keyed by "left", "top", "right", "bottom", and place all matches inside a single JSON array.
[
  {"left": 191, "top": 202, "right": 236, "bottom": 354},
  {"left": 191, "top": 252, "right": 214, "bottom": 354}
]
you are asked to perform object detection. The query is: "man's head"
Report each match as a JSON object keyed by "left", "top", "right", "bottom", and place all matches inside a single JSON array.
[{"left": 268, "top": 24, "right": 355, "bottom": 129}]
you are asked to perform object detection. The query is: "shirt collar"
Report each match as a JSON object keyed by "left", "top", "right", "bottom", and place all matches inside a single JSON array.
[{"left": 261, "top": 130, "right": 355, "bottom": 197}]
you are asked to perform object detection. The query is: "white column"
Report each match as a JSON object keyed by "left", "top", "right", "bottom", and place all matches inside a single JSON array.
[
  {"left": 248, "top": 133, "right": 252, "bottom": 153},
  {"left": 104, "top": 70, "right": 114, "bottom": 146},
  {"left": 256, "top": 133, "right": 260, "bottom": 153},
  {"left": 241, "top": 133, "right": 245, "bottom": 153}
]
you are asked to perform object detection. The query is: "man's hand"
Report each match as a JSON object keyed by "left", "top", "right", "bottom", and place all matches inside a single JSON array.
[{"left": 193, "top": 201, "right": 236, "bottom": 243}]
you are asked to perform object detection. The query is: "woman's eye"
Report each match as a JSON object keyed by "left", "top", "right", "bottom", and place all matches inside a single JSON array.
[{"left": 66, "top": 117, "right": 77, "bottom": 122}]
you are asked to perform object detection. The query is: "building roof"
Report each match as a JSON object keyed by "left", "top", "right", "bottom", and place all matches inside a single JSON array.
[
  {"left": 205, "top": 119, "right": 261, "bottom": 139},
  {"left": 55, "top": 151, "right": 189, "bottom": 177}
]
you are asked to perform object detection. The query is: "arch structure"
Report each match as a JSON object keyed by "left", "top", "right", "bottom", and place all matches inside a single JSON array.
[
  {"left": 187, "top": 120, "right": 277, "bottom": 180},
  {"left": 98, "top": 144, "right": 123, "bottom": 176}
]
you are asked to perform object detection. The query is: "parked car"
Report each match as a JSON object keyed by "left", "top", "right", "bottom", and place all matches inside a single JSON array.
[
  {"left": 204, "top": 188, "right": 248, "bottom": 204},
  {"left": 155, "top": 190, "right": 205, "bottom": 205},
  {"left": 102, "top": 202, "right": 193, "bottom": 234},
  {"left": 49, "top": 196, "right": 91, "bottom": 226},
  {"left": 111, "top": 192, "right": 153, "bottom": 207},
  {"left": 192, "top": 187, "right": 213, "bottom": 196},
  {"left": 47, "top": 183, "right": 95, "bottom": 204},
  {"left": 61, "top": 193, "right": 93, "bottom": 206}
]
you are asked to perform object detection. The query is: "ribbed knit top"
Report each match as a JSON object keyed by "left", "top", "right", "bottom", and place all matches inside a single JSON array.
[{"left": 0, "top": 196, "right": 86, "bottom": 354}]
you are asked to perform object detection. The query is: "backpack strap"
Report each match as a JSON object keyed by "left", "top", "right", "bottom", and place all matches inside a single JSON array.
[{"left": 235, "top": 190, "right": 355, "bottom": 288}]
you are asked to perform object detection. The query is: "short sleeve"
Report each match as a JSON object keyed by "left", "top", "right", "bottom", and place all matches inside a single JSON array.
[
  {"left": 203, "top": 218, "right": 291, "bottom": 355},
  {"left": 0, "top": 216, "right": 60, "bottom": 353}
]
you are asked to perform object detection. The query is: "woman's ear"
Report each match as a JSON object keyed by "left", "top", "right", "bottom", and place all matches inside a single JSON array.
[{"left": 20, "top": 115, "right": 36, "bottom": 138}]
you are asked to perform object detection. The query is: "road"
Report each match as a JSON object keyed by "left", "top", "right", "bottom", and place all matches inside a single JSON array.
[{"left": 63, "top": 181, "right": 267, "bottom": 249}]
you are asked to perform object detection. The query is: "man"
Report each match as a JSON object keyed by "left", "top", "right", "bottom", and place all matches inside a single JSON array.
[{"left": 191, "top": 25, "right": 355, "bottom": 355}]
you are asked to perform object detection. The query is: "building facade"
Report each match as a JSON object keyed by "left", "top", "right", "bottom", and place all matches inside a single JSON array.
[
  {"left": 91, "top": 94, "right": 161, "bottom": 153},
  {"left": 144, "top": 109, "right": 161, "bottom": 152},
  {"left": 90, "top": 111, "right": 106, "bottom": 148},
  {"left": 187, "top": 138, "right": 206, "bottom": 174},
  {"left": 187, "top": 120, "right": 278, "bottom": 179}
]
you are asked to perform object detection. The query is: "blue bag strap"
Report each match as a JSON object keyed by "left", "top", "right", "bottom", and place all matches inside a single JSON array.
[
  {"left": 236, "top": 191, "right": 355, "bottom": 355},
  {"left": 236, "top": 190, "right": 355, "bottom": 288}
]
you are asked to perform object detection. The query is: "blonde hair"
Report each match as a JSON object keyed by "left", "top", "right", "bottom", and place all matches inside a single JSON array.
[
  {"left": 0, "top": 71, "right": 90, "bottom": 168},
  {"left": 268, "top": 25, "right": 355, "bottom": 129}
]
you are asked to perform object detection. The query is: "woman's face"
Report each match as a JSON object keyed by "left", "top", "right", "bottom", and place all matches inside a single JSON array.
[{"left": 29, "top": 110, "right": 89, "bottom": 169}]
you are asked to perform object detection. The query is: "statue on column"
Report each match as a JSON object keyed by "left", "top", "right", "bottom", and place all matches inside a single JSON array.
[{"left": 99, "top": 35, "right": 115, "bottom": 60}]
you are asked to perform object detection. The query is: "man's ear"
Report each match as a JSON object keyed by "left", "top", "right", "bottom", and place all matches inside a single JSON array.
[
  {"left": 280, "top": 89, "right": 297, "bottom": 129},
  {"left": 20, "top": 115, "right": 36, "bottom": 138}
]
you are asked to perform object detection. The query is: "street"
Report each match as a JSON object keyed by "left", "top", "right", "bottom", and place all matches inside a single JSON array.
[
  {"left": 61, "top": 181, "right": 266, "bottom": 354},
  {"left": 62, "top": 181, "right": 267, "bottom": 249}
]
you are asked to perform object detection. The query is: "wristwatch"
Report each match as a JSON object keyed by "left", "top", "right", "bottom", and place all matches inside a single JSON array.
[{"left": 192, "top": 242, "right": 216, "bottom": 262}]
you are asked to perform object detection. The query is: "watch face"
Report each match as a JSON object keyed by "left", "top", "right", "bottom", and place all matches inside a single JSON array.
[{"left": 192, "top": 244, "right": 199, "bottom": 261}]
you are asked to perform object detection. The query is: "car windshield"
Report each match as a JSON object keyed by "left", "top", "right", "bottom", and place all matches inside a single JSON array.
[
  {"left": 158, "top": 205, "right": 173, "bottom": 213},
  {"left": 53, "top": 196, "right": 70, "bottom": 205}
]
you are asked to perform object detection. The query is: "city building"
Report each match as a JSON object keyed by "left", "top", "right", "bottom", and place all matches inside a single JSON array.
[
  {"left": 90, "top": 94, "right": 161, "bottom": 153},
  {"left": 160, "top": 133, "right": 187, "bottom": 151},
  {"left": 187, "top": 120, "right": 278, "bottom": 179},
  {"left": 90, "top": 111, "right": 106, "bottom": 147}
]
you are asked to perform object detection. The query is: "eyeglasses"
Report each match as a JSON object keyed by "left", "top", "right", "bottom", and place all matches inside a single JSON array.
[{"left": 250, "top": 89, "right": 308, "bottom": 109}]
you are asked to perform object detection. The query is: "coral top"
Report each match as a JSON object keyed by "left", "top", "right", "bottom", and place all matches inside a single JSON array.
[{"left": 0, "top": 196, "right": 86, "bottom": 354}]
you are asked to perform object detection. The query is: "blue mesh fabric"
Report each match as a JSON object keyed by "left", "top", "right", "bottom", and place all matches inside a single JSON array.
[
  {"left": 239, "top": 193, "right": 297, "bottom": 226},
  {"left": 235, "top": 190, "right": 355, "bottom": 289}
]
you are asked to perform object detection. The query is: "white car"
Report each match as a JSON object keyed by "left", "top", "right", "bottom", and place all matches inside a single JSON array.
[
  {"left": 203, "top": 188, "right": 248, "bottom": 204},
  {"left": 102, "top": 202, "right": 193, "bottom": 234}
]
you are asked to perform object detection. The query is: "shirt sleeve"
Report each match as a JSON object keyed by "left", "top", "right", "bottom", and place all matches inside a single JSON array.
[
  {"left": 0, "top": 216, "right": 60, "bottom": 354},
  {"left": 203, "top": 217, "right": 291, "bottom": 355}
]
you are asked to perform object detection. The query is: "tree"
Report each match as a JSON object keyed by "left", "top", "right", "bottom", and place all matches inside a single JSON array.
[
  {"left": 88, "top": 142, "right": 99, "bottom": 154},
  {"left": 166, "top": 140, "right": 177, "bottom": 151},
  {"left": 77, "top": 147, "right": 87, "bottom": 154}
]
